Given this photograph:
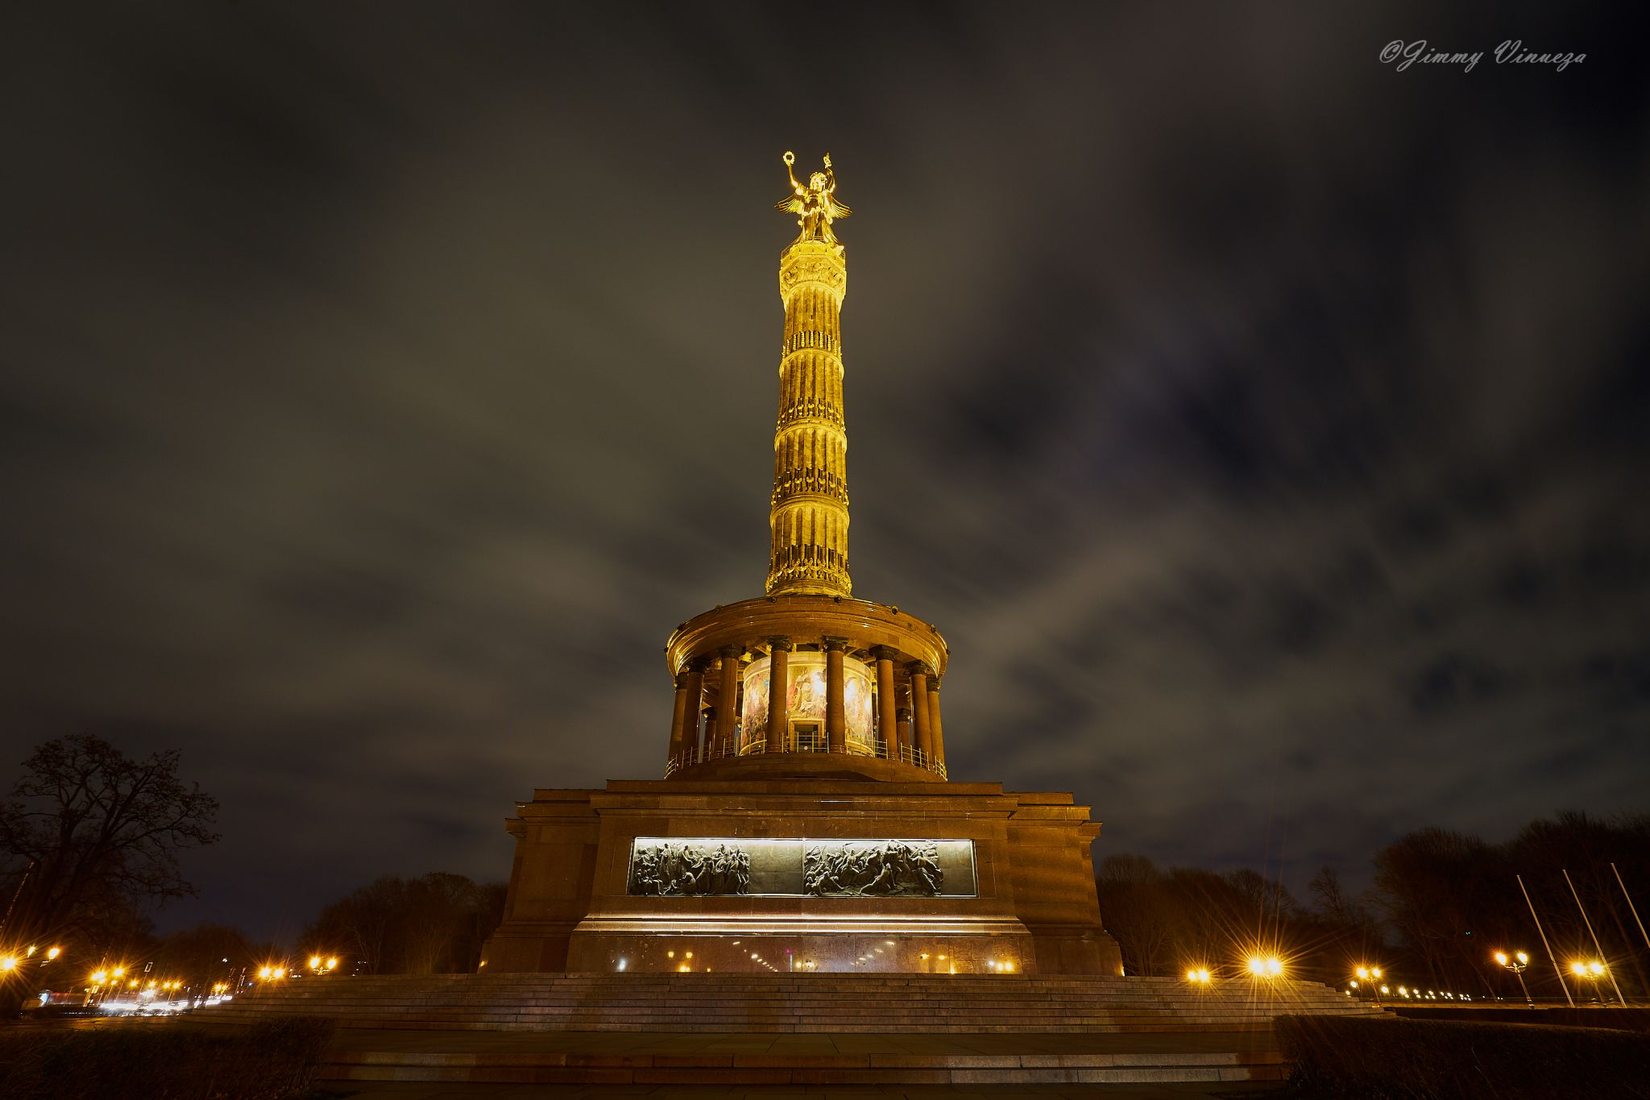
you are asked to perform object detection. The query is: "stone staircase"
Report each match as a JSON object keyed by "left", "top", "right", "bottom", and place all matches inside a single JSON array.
[{"left": 201, "top": 971, "right": 1380, "bottom": 1033}]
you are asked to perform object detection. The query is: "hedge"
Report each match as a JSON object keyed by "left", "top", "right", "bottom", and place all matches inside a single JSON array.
[
  {"left": 0, "top": 1016, "right": 336, "bottom": 1100},
  {"left": 1277, "top": 1014, "right": 1650, "bottom": 1099}
]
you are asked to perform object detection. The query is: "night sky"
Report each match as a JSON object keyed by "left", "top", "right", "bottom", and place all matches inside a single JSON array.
[{"left": 4, "top": 3, "right": 1645, "bottom": 942}]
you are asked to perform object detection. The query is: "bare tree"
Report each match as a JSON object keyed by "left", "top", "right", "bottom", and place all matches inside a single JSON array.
[{"left": 0, "top": 734, "right": 220, "bottom": 995}]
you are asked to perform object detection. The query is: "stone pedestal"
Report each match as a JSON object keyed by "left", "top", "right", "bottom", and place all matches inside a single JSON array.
[{"left": 483, "top": 770, "right": 1122, "bottom": 977}]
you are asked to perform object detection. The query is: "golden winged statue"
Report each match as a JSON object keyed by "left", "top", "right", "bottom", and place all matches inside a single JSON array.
[{"left": 776, "top": 151, "right": 851, "bottom": 243}]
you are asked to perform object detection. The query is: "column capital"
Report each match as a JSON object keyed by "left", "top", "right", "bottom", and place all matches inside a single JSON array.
[
  {"left": 870, "top": 645, "right": 900, "bottom": 662},
  {"left": 685, "top": 655, "right": 710, "bottom": 673},
  {"left": 718, "top": 644, "right": 743, "bottom": 659},
  {"left": 767, "top": 635, "right": 794, "bottom": 652},
  {"left": 928, "top": 677, "right": 941, "bottom": 692},
  {"left": 906, "top": 661, "right": 931, "bottom": 678},
  {"left": 896, "top": 706, "right": 913, "bottom": 721},
  {"left": 821, "top": 635, "right": 849, "bottom": 652}
]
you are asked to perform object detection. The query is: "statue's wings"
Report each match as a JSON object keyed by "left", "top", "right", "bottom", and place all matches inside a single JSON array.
[
  {"left": 826, "top": 197, "right": 852, "bottom": 220},
  {"left": 775, "top": 194, "right": 805, "bottom": 214}
]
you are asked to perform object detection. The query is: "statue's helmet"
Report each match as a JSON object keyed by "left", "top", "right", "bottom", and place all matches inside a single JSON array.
[{"left": 809, "top": 172, "right": 828, "bottom": 190}]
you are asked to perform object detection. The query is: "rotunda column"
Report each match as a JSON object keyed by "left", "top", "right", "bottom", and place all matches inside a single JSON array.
[
  {"left": 928, "top": 678, "right": 945, "bottom": 773},
  {"left": 871, "top": 646, "right": 898, "bottom": 757},
  {"left": 909, "top": 663, "right": 932, "bottom": 764},
  {"left": 823, "top": 637, "right": 847, "bottom": 752},
  {"left": 680, "top": 658, "right": 707, "bottom": 763},
  {"left": 715, "top": 645, "right": 742, "bottom": 754},
  {"left": 699, "top": 706, "right": 717, "bottom": 758},
  {"left": 766, "top": 637, "right": 792, "bottom": 754},
  {"left": 667, "top": 671, "right": 692, "bottom": 762},
  {"left": 896, "top": 706, "right": 914, "bottom": 761}
]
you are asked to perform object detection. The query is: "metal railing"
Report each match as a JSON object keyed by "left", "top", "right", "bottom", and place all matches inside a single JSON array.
[{"left": 664, "top": 734, "right": 945, "bottom": 780}]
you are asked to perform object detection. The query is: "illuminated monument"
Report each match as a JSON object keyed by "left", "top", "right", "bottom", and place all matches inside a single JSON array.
[{"left": 481, "top": 154, "right": 1123, "bottom": 976}]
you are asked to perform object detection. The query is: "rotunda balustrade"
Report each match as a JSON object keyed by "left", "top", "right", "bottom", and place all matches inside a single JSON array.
[{"left": 663, "top": 595, "right": 949, "bottom": 781}]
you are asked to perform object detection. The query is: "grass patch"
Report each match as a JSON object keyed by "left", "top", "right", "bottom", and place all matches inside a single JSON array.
[
  {"left": 1277, "top": 1014, "right": 1650, "bottom": 1098},
  {"left": 0, "top": 1016, "right": 336, "bottom": 1100}
]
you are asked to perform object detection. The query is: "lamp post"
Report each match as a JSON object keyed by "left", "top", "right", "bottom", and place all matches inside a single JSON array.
[
  {"left": 1354, "top": 965, "right": 1384, "bottom": 1005},
  {"left": 1494, "top": 950, "right": 1534, "bottom": 1008},
  {"left": 1569, "top": 959, "right": 1608, "bottom": 1005}
]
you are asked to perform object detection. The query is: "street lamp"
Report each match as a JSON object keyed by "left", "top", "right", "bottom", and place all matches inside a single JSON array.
[
  {"left": 1569, "top": 959, "right": 1607, "bottom": 1004},
  {"left": 1354, "top": 966, "right": 1384, "bottom": 1004},
  {"left": 1493, "top": 950, "right": 1534, "bottom": 1008},
  {"left": 1246, "top": 955, "right": 1284, "bottom": 979}
]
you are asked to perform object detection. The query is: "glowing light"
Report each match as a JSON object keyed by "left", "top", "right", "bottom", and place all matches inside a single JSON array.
[
  {"left": 46, "top": 947, "right": 61, "bottom": 960},
  {"left": 326, "top": 957, "right": 338, "bottom": 970},
  {"left": 0, "top": 957, "right": 17, "bottom": 973},
  {"left": 1494, "top": 952, "right": 1509, "bottom": 966},
  {"left": 1185, "top": 968, "right": 1212, "bottom": 985},
  {"left": 112, "top": 967, "right": 126, "bottom": 979},
  {"left": 1247, "top": 955, "right": 1283, "bottom": 978},
  {"left": 91, "top": 970, "right": 108, "bottom": 984}
]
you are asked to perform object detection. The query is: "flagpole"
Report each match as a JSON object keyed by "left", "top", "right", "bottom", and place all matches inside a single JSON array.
[
  {"left": 1564, "top": 868, "right": 1627, "bottom": 1006},
  {"left": 1612, "top": 862, "right": 1650, "bottom": 952},
  {"left": 1518, "top": 873, "right": 1574, "bottom": 1007}
]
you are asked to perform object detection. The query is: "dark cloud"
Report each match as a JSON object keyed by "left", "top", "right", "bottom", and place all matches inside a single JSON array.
[{"left": 1, "top": 1, "right": 1645, "bottom": 937}]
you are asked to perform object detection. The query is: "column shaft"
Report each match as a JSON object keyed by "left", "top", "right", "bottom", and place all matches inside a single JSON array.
[
  {"left": 873, "top": 648, "right": 897, "bottom": 756},
  {"left": 700, "top": 707, "right": 717, "bottom": 757},
  {"left": 928, "top": 681, "right": 946, "bottom": 774},
  {"left": 909, "top": 666, "right": 932, "bottom": 763},
  {"left": 682, "top": 662, "right": 706, "bottom": 763},
  {"left": 824, "top": 639, "right": 846, "bottom": 752},
  {"left": 766, "top": 638, "right": 791, "bottom": 754},
  {"left": 667, "top": 674, "right": 691, "bottom": 762},
  {"left": 716, "top": 647, "right": 741, "bottom": 753}
]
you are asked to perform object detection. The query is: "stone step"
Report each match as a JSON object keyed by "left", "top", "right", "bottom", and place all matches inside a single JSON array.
[
  {"left": 196, "top": 973, "right": 1381, "bottom": 1034},
  {"left": 317, "top": 1039, "right": 1289, "bottom": 1086}
]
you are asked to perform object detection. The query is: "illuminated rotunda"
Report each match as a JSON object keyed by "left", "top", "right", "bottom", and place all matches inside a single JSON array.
[{"left": 481, "top": 155, "right": 1121, "bottom": 976}]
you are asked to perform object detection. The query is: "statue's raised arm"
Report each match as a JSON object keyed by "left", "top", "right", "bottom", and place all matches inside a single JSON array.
[
  {"left": 775, "top": 150, "right": 851, "bottom": 244},
  {"left": 783, "top": 150, "right": 805, "bottom": 196}
]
